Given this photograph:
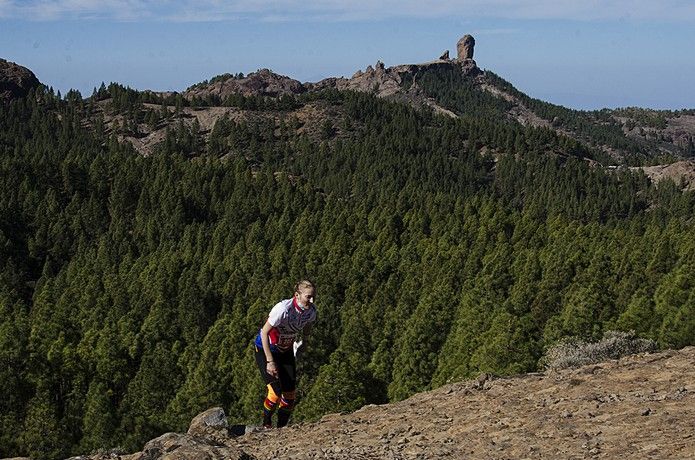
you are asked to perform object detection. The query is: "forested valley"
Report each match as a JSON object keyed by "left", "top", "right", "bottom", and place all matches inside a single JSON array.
[{"left": 1, "top": 69, "right": 695, "bottom": 459}]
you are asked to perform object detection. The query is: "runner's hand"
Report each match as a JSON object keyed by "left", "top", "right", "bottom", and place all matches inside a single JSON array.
[{"left": 267, "top": 361, "right": 278, "bottom": 378}]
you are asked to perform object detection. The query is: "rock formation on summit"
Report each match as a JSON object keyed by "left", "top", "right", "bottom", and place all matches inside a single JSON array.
[
  {"left": 184, "top": 68, "right": 306, "bottom": 101},
  {"left": 311, "top": 33, "right": 482, "bottom": 100},
  {"left": 0, "top": 58, "right": 41, "bottom": 103},
  {"left": 457, "top": 34, "right": 475, "bottom": 60},
  {"left": 308, "top": 35, "right": 482, "bottom": 118}
]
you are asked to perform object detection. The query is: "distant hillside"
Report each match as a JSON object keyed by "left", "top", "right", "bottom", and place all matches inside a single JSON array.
[
  {"left": 66, "top": 41, "right": 695, "bottom": 183},
  {"left": 71, "top": 346, "right": 695, "bottom": 460}
]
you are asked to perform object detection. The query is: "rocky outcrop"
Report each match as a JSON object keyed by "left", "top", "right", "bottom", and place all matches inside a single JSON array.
[
  {"left": 307, "top": 45, "right": 481, "bottom": 119},
  {"left": 0, "top": 58, "right": 41, "bottom": 103},
  {"left": 632, "top": 159, "right": 695, "bottom": 190},
  {"left": 457, "top": 34, "right": 475, "bottom": 60},
  {"left": 310, "top": 34, "right": 480, "bottom": 102},
  {"left": 129, "top": 432, "right": 253, "bottom": 460},
  {"left": 311, "top": 58, "right": 480, "bottom": 100},
  {"left": 184, "top": 69, "right": 306, "bottom": 101}
]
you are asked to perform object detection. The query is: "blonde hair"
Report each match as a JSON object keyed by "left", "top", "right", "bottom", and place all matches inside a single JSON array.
[{"left": 294, "top": 279, "right": 315, "bottom": 294}]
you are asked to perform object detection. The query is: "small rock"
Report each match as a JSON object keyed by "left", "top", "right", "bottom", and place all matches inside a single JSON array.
[
  {"left": 641, "top": 408, "right": 652, "bottom": 416},
  {"left": 473, "top": 373, "right": 493, "bottom": 390},
  {"left": 561, "top": 411, "right": 573, "bottom": 418}
]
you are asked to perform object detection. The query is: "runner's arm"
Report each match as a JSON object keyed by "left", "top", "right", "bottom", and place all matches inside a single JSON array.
[{"left": 260, "top": 320, "right": 278, "bottom": 378}]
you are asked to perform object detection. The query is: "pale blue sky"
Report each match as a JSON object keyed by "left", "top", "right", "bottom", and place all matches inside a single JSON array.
[{"left": 1, "top": 1, "right": 694, "bottom": 110}]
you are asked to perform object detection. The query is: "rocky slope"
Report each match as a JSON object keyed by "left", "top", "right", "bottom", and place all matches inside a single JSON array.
[
  {"left": 58, "top": 346, "right": 694, "bottom": 460},
  {"left": 0, "top": 58, "right": 41, "bottom": 102},
  {"left": 97, "top": 39, "right": 482, "bottom": 158},
  {"left": 184, "top": 69, "right": 306, "bottom": 100},
  {"left": 98, "top": 50, "right": 695, "bottom": 188},
  {"left": 309, "top": 58, "right": 479, "bottom": 117},
  {"left": 632, "top": 160, "right": 695, "bottom": 190}
]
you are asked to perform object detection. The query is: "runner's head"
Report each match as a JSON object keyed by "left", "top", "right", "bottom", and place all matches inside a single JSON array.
[{"left": 294, "top": 280, "right": 315, "bottom": 310}]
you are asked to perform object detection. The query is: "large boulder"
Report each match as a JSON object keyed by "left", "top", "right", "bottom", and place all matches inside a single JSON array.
[
  {"left": 187, "top": 406, "right": 230, "bottom": 445},
  {"left": 0, "top": 58, "right": 41, "bottom": 102},
  {"left": 456, "top": 35, "right": 475, "bottom": 60}
]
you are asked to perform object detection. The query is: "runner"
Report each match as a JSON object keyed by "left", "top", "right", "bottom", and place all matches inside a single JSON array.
[{"left": 254, "top": 280, "right": 317, "bottom": 428}]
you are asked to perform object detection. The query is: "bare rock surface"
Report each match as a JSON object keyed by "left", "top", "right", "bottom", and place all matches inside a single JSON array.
[
  {"left": 107, "top": 35, "right": 485, "bottom": 156},
  {"left": 187, "top": 407, "right": 228, "bottom": 433},
  {"left": 108, "top": 99, "right": 346, "bottom": 157},
  {"left": 632, "top": 160, "right": 695, "bottom": 190},
  {"left": 186, "top": 406, "right": 231, "bottom": 445},
  {"left": 616, "top": 112, "right": 695, "bottom": 158},
  {"left": 314, "top": 59, "right": 480, "bottom": 98},
  {"left": 0, "top": 58, "right": 41, "bottom": 102}
]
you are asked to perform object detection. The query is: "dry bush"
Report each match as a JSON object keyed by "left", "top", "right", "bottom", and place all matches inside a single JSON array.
[{"left": 541, "top": 330, "right": 658, "bottom": 371}]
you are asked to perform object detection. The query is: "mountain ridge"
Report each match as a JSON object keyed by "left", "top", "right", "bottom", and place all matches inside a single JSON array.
[
  {"left": 33, "top": 33, "right": 692, "bottom": 184},
  {"left": 3, "top": 35, "right": 694, "bottom": 171}
]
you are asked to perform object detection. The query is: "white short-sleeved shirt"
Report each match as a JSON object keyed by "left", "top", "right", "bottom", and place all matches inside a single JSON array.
[{"left": 255, "top": 298, "right": 317, "bottom": 352}]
